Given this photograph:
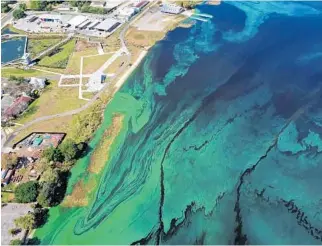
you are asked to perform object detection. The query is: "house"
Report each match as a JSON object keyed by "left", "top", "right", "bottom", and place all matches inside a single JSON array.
[
  {"left": 3, "top": 95, "right": 33, "bottom": 121},
  {"left": 134, "top": 0, "right": 149, "bottom": 11},
  {"left": 29, "top": 77, "right": 46, "bottom": 89}
]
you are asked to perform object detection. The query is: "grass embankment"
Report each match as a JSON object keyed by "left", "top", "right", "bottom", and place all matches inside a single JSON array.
[
  {"left": 103, "top": 55, "right": 126, "bottom": 74},
  {"left": 1, "top": 67, "right": 53, "bottom": 77},
  {"left": 28, "top": 37, "right": 63, "bottom": 59},
  {"left": 38, "top": 39, "right": 76, "bottom": 69},
  {"left": 82, "top": 53, "right": 113, "bottom": 74},
  {"left": 15, "top": 80, "right": 86, "bottom": 124},
  {"left": 1, "top": 24, "right": 26, "bottom": 34},
  {"left": 62, "top": 114, "right": 124, "bottom": 207}
]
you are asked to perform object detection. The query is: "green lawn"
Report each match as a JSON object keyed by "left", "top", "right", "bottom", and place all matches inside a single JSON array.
[
  {"left": 38, "top": 39, "right": 76, "bottom": 69},
  {"left": 82, "top": 54, "right": 113, "bottom": 74},
  {"left": 15, "top": 80, "right": 86, "bottom": 124},
  {"left": 65, "top": 47, "right": 98, "bottom": 74},
  {"left": 1, "top": 67, "right": 53, "bottom": 78},
  {"left": 28, "top": 38, "right": 63, "bottom": 59}
]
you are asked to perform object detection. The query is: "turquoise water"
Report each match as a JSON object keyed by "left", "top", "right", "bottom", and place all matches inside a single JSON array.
[
  {"left": 1, "top": 37, "right": 26, "bottom": 64},
  {"left": 35, "top": 1, "right": 322, "bottom": 244}
]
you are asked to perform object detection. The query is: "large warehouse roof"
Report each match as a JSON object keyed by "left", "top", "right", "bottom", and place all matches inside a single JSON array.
[
  {"left": 68, "top": 15, "right": 88, "bottom": 27},
  {"left": 95, "top": 18, "right": 121, "bottom": 32}
]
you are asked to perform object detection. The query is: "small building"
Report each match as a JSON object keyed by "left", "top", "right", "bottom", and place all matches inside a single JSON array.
[
  {"left": 160, "top": 3, "right": 184, "bottom": 14},
  {"left": 86, "top": 71, "right": 106, "bottom": 92},
  {"left": 134, "top": 0, "right": 148, "bottom": 11},
  {"left": 29, "top": 77, "right": 46, "bottom": 89},
  {"left": 38, "top": 14, "right": 62, "bottom": 23},
  {"left": 119, "top": 7, "right": 137, "bottom": 21},
  {"left": 95, "top": 18, "right": 121, "bottom": 32},
  {"left": 67, "top": 15, "right": 88, "bottom": 29},
  {"left": 26, "top": 15, "right": 38, "bottom": 23}
]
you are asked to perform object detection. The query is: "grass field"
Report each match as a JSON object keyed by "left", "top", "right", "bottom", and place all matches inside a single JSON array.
[
  {"left": 65, "top": 47, "right": 98, "bottom": 74},
  {"left": 15, "top": 80, "right": 86, "bottom": 124},
  {"left": 1, "top": 67, "right": 53, "bottom": 78},
  {"left": 82, "top": 53, "right": 113, "bottom": 74},
  {"left": 103, "top": 55, "right": 126, "bottom": 74},
  {"left": 38, "top": 39, "right": 76, "bottom": 69},
  {"left": 28, "top": 38, "right": 63, "bottom": 59}
]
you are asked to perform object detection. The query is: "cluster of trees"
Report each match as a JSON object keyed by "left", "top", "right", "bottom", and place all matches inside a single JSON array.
[
  {"left": 12, "top": 3, "right": 27, "bottom": 19},
  {"left": 29, "top": 0, "right": 62, "bottom": 11},
  {"left": 69, "top": 1, "right": 91, "bottom": 9},
  {"left": 8, "top": 75, "right": 26, "bottom": 84},
  {"left": 1, "top": 2, "right": 11, "bottom": 13},
  {"left": 177, "top": 1, "right": 202, "bottom": 9},
  {"left": 42, "top": 139, "right": 85, "bottom": 163},
  {"left": 80, "top": 3, "right": 108, "bottom": 14},
  {"left": 14, "top": 140, "right": 85, "bottom": 207}
]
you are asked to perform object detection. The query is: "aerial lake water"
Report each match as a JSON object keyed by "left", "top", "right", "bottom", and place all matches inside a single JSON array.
[
  {"left": 35, "top": 1, "right": 322, "bottom": 244},
  {"left": 1, "top": 37, "right": 26, "bottom": 64}
]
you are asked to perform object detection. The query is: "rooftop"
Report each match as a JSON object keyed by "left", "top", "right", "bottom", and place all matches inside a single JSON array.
[
  {"left": 95, "top": 18, "right": 120, "bottom": 31},
  {"left": 68, "top": 15, "right": 88, "bottom": 27}
]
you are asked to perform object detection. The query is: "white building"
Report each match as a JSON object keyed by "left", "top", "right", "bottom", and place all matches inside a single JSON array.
[
  {"left": 29, "top": 77, "right": 46, "bottom": 89},
  {"left": 118, "top": 7, "right": 136, "bottom": 21},
  {"left": 91, "top": 1, "right": 106, "bottom": 8},
  {"left": 160, "top": 3, "right": 183, "bottom": 14},
  {"left": 67, "top": 15, "right": 88, "bottom": 29},
  {"left": 95, "top": 18, "right": 121, "bottom": 32}
]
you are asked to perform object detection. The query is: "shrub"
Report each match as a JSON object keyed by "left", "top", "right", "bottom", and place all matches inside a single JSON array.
[
  {"left": 9, "top": 239, "right": 22, "bottom": 245},
  {"left": 14, "top": 181, "right": 38, "bottom": 203},
  {"left": 14, "top": 213, "right": 35, "bottom": 230},
  {"left": 13, "top": 9, "right": 25, "bottom": 20}
]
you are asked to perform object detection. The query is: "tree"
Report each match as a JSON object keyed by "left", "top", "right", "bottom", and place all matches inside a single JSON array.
[
  {"left": 14, "top": 181, "right": 39, "bottom": 203},
  {"left": 39, "top": 167, "right": 59, "bottom": 183},
  {"left": 59, "top": 140, "right": 78, "bottom": 161},
  {"left": 30, "top": 0, "right": 47, "bottom": 10},
  {"left": 2, "top": 153, "right": 18, "bottom": 169},
  {"left": 14, "top": 213, "right": 35, "bottom": 230},
  {"left": 9, "top": 239, "right": 22, "bottom": 245},
  {"left": 8, "top": 228, "right": 21, "bottom": 236},
  {"left": 1, "top": 3, "right": 11, "bottom": 13},
  {"left": 37, "top": 174, "right": 68, "bottom": 207},
  {"left": 12, "top": 9, "right": 25, "bottom": 19},
  {"left": 19, "top": 3, "right": 27, "bottom": 11},
  {"left": 33, "top": 207, "right": 49, "bottom": 227},
  {"left": 42, "top": 147, "right": 64, "bottom": 162}
]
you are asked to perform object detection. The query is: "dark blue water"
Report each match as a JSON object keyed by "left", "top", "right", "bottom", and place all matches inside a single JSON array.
[{"left": 1, "top": 37, "right": 26, "bottom": 64}]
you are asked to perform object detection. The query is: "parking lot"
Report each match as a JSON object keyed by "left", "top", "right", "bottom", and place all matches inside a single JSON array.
[
  {"left": 1, "top": 203, "right": 33, "bottom": 245},
  {"left": 133, "top": 6, "right": 176, "bottom": 32}
]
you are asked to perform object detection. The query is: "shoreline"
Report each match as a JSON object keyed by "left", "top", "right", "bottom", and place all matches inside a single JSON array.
[{"left": 114, "top": 50, "right": 148, "bottom": 90}]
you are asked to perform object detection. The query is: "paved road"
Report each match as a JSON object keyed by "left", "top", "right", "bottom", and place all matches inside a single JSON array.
[
  {"left": 3, "top": 2, "right": 157, "bottom": 148},
  {"left": 1, "top": 4, "right": 18, "bottom": 29}
]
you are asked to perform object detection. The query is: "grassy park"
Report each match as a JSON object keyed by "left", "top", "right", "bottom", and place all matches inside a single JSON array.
[
  {"left": 15, "top": 80, "right": 86, "bottom": 124},
  {"left": 1, "top": 67, "right": 53, "bottom": 77}
]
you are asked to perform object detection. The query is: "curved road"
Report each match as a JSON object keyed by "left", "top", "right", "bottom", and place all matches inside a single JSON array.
[{"left": 3, "top": 1, "right": 157, "bottom": 147}]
